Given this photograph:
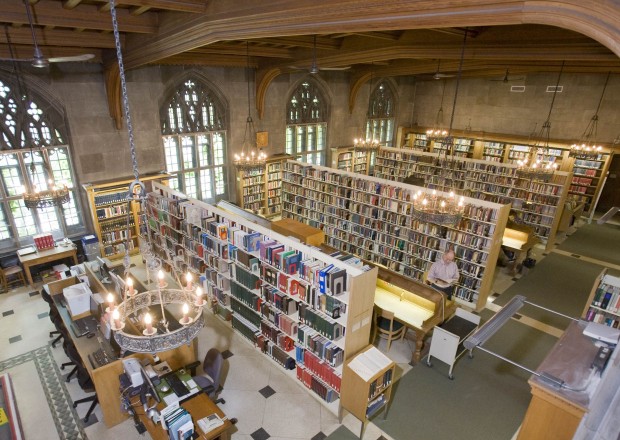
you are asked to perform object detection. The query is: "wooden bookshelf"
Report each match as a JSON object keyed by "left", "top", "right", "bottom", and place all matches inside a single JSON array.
[
  {"left": 401, "top": 130, "right": 429, "bottom": 151},
  {"left": 145, "top": 182, "right": 378, "bottom": 414},
  {"left": 373, "top": 148, "right": 571, "bottom": 250},
  {"left": 82, "top": 173, "right": 169, "bottom": 260},
  {"left": 582, "top": 268, "right": 620, "bottom": 328},
  {"left": 568, "top": 154, "right": 612, "bottom": 215},
  {"left": 282, "top": 160, "right": 509, "bottom": 310},
  {"left": 329, "top": 146, "right": 373, "bottom": 175},
  {"left": 235, "top": 155, "right": 292, "bottom": 218},
  {"left": 340, "top": 345, "right": 395, "bottom": 439}
]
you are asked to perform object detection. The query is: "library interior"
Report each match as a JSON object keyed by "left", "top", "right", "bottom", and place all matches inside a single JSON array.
[{"left": 2, "top": 1, "right": 620, "bottom": 440}]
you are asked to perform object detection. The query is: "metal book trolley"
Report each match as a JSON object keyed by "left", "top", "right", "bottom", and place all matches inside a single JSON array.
[{"left": 426, "top": 308, "right": 481, "bottom": 379}]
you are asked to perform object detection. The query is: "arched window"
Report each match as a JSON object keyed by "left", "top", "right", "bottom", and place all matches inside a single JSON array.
[
  {"left": 160, "top": 77, "right": 228, "bottom": 202},
  {"left": 0, "top": 74, "right": 84, "bottom": 249},
  {"left": 365, "top": 81, "right": 395, "bottom": 147},
  {"left": 285, "top": 80, "right": 328, "bottom": 165}
]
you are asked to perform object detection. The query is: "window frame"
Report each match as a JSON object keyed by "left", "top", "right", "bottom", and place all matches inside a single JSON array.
[{"left": 365, "top": 81, "right": 396, "bottom": 147}]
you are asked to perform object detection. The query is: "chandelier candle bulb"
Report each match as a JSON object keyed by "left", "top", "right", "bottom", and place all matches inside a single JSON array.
[
  {"left": 195, "top": 286, "right": 204, "bottom": 306},
  {"left": 157, "top": 270, "right": 165, "bottom": 288},
  {"left": 111, "top": 308, "right": 122, "bottom": 330},
  {"left": 180, "top": 303, "right": 192, "bottom": 325},
  {"left": 185, "top": 272, "right": 192, "bottom": 290},
  {"left": 126, "top": 277, "right": 134, "bottom": 296},
  {"left": 143, "top": 313, "right": 156, "bottom": 335},
  {"left": 106, "top": 292, "right": 115, "bottom": 313}
]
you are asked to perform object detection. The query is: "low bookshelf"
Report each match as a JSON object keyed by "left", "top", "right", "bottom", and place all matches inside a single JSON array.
[
  {"left": 145, "top": 182, "right": 378, "bottom": 414},
  {"left": 281, "top": 160, "right": 509, "bottom": 310}
]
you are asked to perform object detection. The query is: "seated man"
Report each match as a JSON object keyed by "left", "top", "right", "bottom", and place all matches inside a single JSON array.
[{"left": 427, "top": 250, "right": 459, "bottom": 300}]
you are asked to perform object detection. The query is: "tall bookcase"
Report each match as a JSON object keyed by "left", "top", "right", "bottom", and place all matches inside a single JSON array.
[
  {"left": 568, "top": 154, "right": 611, "bottom": 215},
  {"left": 329, "top": 146, "right": 373, "bottom": 175},
  {"left": 83, "top": 173, "right": 169, "bottom": 260},
  {"left": 145, "top": 182, "right": 378, "bottom": 414},
  {"left": 281, "top": 160, "right": 509, "bottom": 310},
  {"left": 340, "top": 345, "right": 395, "bottom": 438},
  {"left": 582, "top": 269, "right": 620, "bottom": 328},
  {"left": 401, "top": 131, "right": 429, "bottom": 151},
  {"left": 373, "top": 148, "right": 571, "bottom": 249},
  {"left": 235, "top": 154, "right": 291, "bottom": 218},
  {"left": 395, "top": 126, "right": 612, "bottom": 217}
]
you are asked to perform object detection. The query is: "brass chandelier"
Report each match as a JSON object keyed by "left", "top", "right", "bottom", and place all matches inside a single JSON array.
[
  {"left": 234, "top": 42, "right": 267, "bottom": 170},
  {"left": 516, "top": 62, "right": 564, "bottom": 182},
  {"left": 23, "top": 150, "right": 70, "bottom": 209},
  {"left": 107, "top": 0, "right": 204, "bottom": 354},
  {"left": 569, "top": 72, "right": 610, "bottom": 160},
  {"left": 411, "top": 30, "right": 469, "bottom": 226}
]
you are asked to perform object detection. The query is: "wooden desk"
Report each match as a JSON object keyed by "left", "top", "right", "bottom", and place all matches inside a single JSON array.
[
  {"left": 517, "top": 321, "right": 598, "bottom": 440},
  {"left": 137, "top": 392, "right": 233, "bottom": 440},
  {"left": 19, "top": 245, "right": 78, "bottom": 285},
  {"left": 374, "top": 269, "right": 456, "bottom": 364},
  {"left": 46, "top": 273, "right": 197, "bottom": 428},
  {"left": 502, "top": 226, "right": 538, "bottom": 276}
]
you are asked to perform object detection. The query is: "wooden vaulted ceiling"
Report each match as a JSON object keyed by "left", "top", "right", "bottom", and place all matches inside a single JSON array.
[{"left": 1, "top": 0, "right": 620, "bottom": 123}]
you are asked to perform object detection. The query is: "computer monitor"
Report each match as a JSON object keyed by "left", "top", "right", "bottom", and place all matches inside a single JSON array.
[
  {"left": 96, "top": 256, "right": 111, "bottom": 282},
  {"left": 140, "top": 363, "right": 161, "bottom": 404},
  {"left": 109, "top": 271, "right": 126, "bottom": 297}
]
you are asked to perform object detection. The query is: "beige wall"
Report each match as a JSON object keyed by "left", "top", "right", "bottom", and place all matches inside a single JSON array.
[{"left": 16, "top": 64, "right": 618, "bottom": 230}]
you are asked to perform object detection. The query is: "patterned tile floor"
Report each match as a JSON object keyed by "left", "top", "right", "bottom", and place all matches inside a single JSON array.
[{"left": 0, "top": 220, "right": 587, "bottom": 440}]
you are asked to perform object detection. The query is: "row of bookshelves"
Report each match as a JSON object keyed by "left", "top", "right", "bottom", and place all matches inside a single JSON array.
[
  {"left": 372, "top": 148, "right": 570, "bottom": 245},
  {"left": 583, "top": 271, "right": 620, "bottom": 328},
  {"left": 145, "top": 182, "right": 378, "bottom": 413},
  {"left": 397, "top": 127, "right": 611, "bottom": 215},
  {"left": 281, "top": 160, "right": 508, "bottom": 309}
]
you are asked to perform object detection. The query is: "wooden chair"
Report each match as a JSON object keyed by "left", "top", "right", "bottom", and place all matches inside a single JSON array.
[
  {"left": 372, "top": 305, "right": 406, "bottom": 352},
  {"left": 0, "top": 264, "right": 26, "bottom": 292}
]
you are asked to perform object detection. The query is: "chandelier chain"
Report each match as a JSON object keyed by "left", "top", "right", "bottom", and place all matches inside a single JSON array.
[{"left": 110, "top": 0, "right": 139, "bottom": 183}]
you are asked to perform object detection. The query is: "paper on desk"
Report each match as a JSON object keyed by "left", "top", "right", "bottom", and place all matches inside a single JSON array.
[
  {"left": 163, "top": 393, "right": 180, "bottom": 406},
  {"left": 186, "top": 379, "right": 198, "bottom": 390}
]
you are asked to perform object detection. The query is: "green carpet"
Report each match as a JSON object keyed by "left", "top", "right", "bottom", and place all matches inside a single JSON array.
[
  {"left": 361, "top": 310, "right": 558, "bottom": 440},
  {"left": 556, "top": 223, "right": 620, "bottom": 265},
  {"left": 325, "top": 425, "right": 364, "bottom": 440},
  {"left": 493, "top": 253, "right": 605, "bottom": 329}
]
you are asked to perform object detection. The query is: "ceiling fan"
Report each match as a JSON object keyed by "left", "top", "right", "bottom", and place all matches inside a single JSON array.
[
  {"left": 0, "top": 0, "right": 94, "bottom": 68},
  {"left": 289, "top": 35, "right": 350, "bottom": 74},
  {"left": 432, "top": 60, "right": 455, "bottom": 80},
  {"left": 491, "top": 69, "right": 525, "bottom": 83}
]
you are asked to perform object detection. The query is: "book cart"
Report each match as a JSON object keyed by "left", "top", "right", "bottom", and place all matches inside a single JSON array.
[
  {"left": 425, "top": 308, "right": 480, "bottom": 379},
  {"left": 145, "top": 182, "right": 378, "bottom": 415},
  {"left": 340, "top": 345, "right": 395, "bottom": 439}
]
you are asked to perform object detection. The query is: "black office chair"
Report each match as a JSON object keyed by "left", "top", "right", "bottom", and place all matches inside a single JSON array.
[
  {"left": 41, "top": 288, "right": 65, "bottom": 347},
  {"left": 60, "top": 328, "right": 78, "bottom": 382},
  {"left": 65, "top": 342, "right": 99, "bottom": 423},
  {"left": 187, "top": 348, "right": 225, "bottom": 404}
]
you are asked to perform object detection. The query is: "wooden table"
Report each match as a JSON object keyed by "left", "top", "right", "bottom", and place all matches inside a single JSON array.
[
  {"left": 136, "top": 392, "right": 233, "bottom": 440},
  {"left": 19, "top": 245, "right": 78, "bottom": 285},
  {"left": 373, "top": 274, "right": 454, "bottom": 364}
]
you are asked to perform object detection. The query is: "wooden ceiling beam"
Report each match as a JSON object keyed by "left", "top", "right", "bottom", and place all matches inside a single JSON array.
[
  {"left": 188, "top": 44, "right": 293, "bottom": 59},
  {"left": 1, "top": 0, "right": 158, "bottom": 33},
  {"left": 62, "top": 0, "right": 83, "bottom": 10},
  {"left": 120, "top": 0, "right": 620, "bottom": 69},
  {"left": 252, "top": 36, "right": 341, "bottom": 50},
  {"left": 0, "top": 27, "right": 118, "bottom": 49},
  {"left": 89, "top": 0, "right": 206, "bottom": 13}
]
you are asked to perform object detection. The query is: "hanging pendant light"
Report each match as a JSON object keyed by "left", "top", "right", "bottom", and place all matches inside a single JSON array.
[
  {"left": 411, "top": 30, "right": 470, "bottom": 226},
  {"left": 234, "top": 42, "right": 267, "bottom": 170},
  {"left": 569, "top": 72, "right": 611, "bottom": 160},
  {"left": 516, "top": 62, "right": 565, "bottom": 182},
  {"left": 106, "top": 0, "right": 204, "bottom": 354}
]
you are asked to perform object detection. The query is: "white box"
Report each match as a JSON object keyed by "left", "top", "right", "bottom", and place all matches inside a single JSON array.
[{"left": 63, "top": 283, "right": 92, "bottom": 319}]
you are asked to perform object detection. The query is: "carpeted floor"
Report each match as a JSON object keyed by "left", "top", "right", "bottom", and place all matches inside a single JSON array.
[
  {"left": 492, "top": 253, "right": 605, "bottom": 329},
  {"left": 0, "top": 346, "right": 87, "bottom": 440},
  {"left": 328, "top": 310, "right": 558, "bottom": 440},
  {"left": 556, "top": 223, "right": 620, "bottom": 266}
]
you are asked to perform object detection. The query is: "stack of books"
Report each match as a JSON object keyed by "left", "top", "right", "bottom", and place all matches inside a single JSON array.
[{"left": 161, "top": 404, "right": 194, "bottom": 440}]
